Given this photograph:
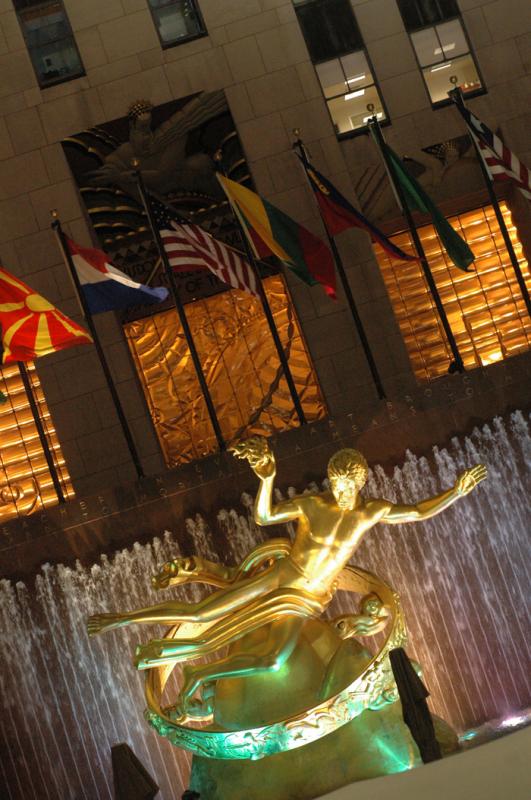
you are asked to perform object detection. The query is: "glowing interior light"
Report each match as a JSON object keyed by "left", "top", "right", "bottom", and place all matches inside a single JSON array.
[
  {"left": 501, "top": 715, "right": 526, "bottom": 728},
  {"left": 344, "top": 88, "right": 365, "bottom": 100},
  {"left": 430, "top": 62, "right": 452, "bottom": 72},
  {"left": 434, "top": 42, "right": 455, "bottom": 55},
  {"left": 346, "top": 73, "right": 366, "bottom": 85},
  {"left": 363, "top": 111, "right": 383, "bottom": 123}
]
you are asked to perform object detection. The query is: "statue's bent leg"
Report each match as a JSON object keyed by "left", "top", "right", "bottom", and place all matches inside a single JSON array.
[
  {"left": 88, "top": 566, "right": 279, "bottom": 637},
  {"left": 178, "top": 616, "right": 304, "bottom": 713},
  {"left": 135, "top": 587, "right": 324, "bottom": 668}
]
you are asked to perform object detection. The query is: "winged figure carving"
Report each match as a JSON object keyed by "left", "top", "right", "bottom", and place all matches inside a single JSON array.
[{"left": 87, "top": 91, "right": 228, "bottom": 198}]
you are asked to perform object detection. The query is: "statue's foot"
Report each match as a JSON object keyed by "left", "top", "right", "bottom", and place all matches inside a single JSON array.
[
  {"left": 134, "top": 639, "right": 165, "bottom": 669},
  {"left": 87, "top": 613, "right": 124, "bottom": 637}
]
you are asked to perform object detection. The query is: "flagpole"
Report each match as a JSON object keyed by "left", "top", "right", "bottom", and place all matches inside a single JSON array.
[
  {"left": 214, "top": 152, "right": 307, "bottom": 426},
  {"left": 133, "top": 166, "right": 226, "bottom": 452},
  {"left": 18, "top": 362, "right": 66, "bottom": 503},
  {"left": 292, "top": 132, "right": 386, "bottom": 400},
  {"left": 51, "top": 215, "right": 145, "bottom": 479},
  {"left": 449, "top": 87, "right": 531, "bottom": 318},
  {"left": 368, "top": 114, "right": 465, "bottom": 374}
]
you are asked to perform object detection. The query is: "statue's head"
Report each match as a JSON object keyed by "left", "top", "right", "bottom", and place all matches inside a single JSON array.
[
  {"left": 127, "top": 98, "right": 153, "bottom": 123},
  {"left": 327, "top": 448, "right": 368, "bottom": 510}
]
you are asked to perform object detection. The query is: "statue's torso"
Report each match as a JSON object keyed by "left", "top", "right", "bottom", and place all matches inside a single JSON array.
[{"left": 288, "top": 494, "right": 384, "bottom": 597}]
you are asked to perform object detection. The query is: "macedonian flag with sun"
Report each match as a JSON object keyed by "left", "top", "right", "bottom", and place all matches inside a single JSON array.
[{"left": 0, "top": 267, "right": 92, "bottom": 364}]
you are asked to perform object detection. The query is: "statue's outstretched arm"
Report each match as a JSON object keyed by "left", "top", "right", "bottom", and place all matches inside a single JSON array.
[
  {"left": 230, "top": 436, "right": 303, "bottom": 527},
  {"left": 381, "top": 464, "right": 487, "bottom": 524}
]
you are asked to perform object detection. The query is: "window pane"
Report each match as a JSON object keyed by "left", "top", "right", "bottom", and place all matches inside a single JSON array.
[
  {"left": 435, "top": 19, "right": 469, "bottom": 59},
  {"left": 374, "top": 202, "right": 531, "bottom": 381},
  {"left": 422, "top": 52, "right": 482, "bottom": 103},
  {"left": 340, "top": 50, "right": 373, "bottom": 88},
  {"left": 315, "top": 58, "right": 345, "bottom": 98},
  {"left": 397, "top": 0, "right": 460, "bottom": 31},
  {"left": 411, "top": 26, "right": 441, "bottom": 67},
  {"left": 125, "top": 275, "right": 326, "bottom": 465},
  {"left": 30, "top": 38, "right": 83, "bottom": 84},
  {"left": 148, "top": 0, "right": 205, "bottom": 46},
  {"left": 0, "top": 362, "right": 74, "bottom": 523},
  {"left": 327, "top": 83, "right": 386, "bottom": 134},
  {"left": 15, "top": 0, "right": 84, "bottom": 86},
  {"left": 295, "top": 0, "right": 364, "bottom": 61}
]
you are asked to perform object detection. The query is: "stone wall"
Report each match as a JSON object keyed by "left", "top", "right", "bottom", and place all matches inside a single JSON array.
[
  {"left": 2, "top": 348, "right": 529, "bottom": 581},
  {"left": 0, "top": 0, "right": 529, "bottom": 494}
]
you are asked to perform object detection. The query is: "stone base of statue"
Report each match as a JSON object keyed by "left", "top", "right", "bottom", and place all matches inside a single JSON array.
[{"left": 187, "top": 618, "right": 458, "bottom": 800}]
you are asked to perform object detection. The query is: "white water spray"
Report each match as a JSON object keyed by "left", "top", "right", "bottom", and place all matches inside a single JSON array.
[{"left": 0, "top": 413, "right": 529, "bottom": 799}]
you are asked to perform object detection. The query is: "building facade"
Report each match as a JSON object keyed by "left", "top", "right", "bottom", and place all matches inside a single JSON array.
[{"left": 0, "top": 0, "right": 529, "bottom": 502}]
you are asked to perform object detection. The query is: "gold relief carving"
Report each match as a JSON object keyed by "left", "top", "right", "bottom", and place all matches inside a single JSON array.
[
  {"left": 0, "top": 478, "right": 39, "bottom": 518},
  {"left": 125, "top": 275, "right": 326, "bottom": 466},
  {"left": 0, "top": 363, "right": 73, "bottom": 523}
]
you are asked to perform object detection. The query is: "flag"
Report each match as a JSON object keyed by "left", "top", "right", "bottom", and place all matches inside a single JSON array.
[
  {"left": 149, "top": 196, "right": 259, "bottom": 297},
  {"left": 217, "top": 174, "right": 337, "bottom": 299},
  {"left": 378, "top": 139, "right": 475, "bottom": 272},
  {"left": 297, "top": 153, "right": 417, "bottom": 262},
  {"left": 0, "top": 266, "right": 91, "bottom": 363},
  {"left": 67, "top": 237, "right": 168, "bottom": 314},
  {"left": 450, "top": 92, "right": 531, "bottom": 200}
]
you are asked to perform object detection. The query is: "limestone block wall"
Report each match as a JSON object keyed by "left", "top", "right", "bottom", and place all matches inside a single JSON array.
[{"left": 0, "top": 0, "right": 529, "bottom": 494}]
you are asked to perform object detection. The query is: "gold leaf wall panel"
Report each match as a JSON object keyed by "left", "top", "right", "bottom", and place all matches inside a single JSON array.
[
  {"left": 125, "top": 275, "right": 326, "bottom": 466},
  {"left": 374, "top": 203, "right": 531, "bottom": 381},
  {"left": 0, "top": 363, "right": 73, "bottom": 523}
]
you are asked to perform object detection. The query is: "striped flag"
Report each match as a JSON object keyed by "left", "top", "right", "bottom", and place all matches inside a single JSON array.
[
  {"left": 67, "top": 237, "right": 168, "bottom": 314},
  {"left": 149, "top": 197, "right": 259, "bottom": 297},
  {"left": 451, "top": 92, "right": 531, "bottom": 200}
]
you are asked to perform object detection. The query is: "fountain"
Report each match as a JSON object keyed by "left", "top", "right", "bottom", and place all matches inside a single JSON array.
[{"left": 0, "top": 412, "right": 529, "bottom": 800}]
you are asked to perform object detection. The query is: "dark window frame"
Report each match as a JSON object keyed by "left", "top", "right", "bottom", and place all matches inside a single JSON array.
[
  {"left": 293, "top": 0, "right": 390, "bottom": 139},
  {"left": 398, "top": 5, "right": 486, "bottom": 108},
  {"left": 146, "top": 0, "right": 208, "bottom": 50},
  {"left": 314, "top": 47, "right": 391, "bottom": 140},
  {"left": 396, "top": 0, "right": 461, "bottom": 32},
  {"left": 13, "top": 0, "right": 85, "bottom": 89}
]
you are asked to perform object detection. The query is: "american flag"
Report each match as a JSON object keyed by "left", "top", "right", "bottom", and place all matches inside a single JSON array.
[
  {"left": 150, "top": 196, "right": 259, "bottom": 297},
  {"left": 452, "top": 95, "right": 531, "bottom": 200}
]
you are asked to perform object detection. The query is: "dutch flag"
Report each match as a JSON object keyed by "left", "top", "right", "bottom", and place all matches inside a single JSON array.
[{"left": 67, "top": 237, "right": 168, "bottom": 315}]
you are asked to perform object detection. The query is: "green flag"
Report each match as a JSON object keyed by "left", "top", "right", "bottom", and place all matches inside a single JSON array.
[{"left": 383, "top": 143, "right": 475, "bottom": 272}]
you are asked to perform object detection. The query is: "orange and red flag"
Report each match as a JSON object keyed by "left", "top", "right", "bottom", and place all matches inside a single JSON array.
[{"left": 0, "top": 266, "right": 92, "bottom": 363}]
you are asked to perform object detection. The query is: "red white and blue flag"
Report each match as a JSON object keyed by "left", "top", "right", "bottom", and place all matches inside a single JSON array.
[
  {"left": 150, "top": 196, "right": 259, "bottom": 297},
  {"left": 297, "top": 153, "right": 417, "bottom": 262},
  {"left": 67, "top": 237, "right": 169, "bottom": 314},
  {"left": 451, "top": 93, "right": 531, "bottom": 201}
]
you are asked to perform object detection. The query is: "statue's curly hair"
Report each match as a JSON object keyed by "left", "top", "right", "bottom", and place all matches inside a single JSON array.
[
  {"left": 327, "top": 448, "right": 368, "bottom": 490},
  {"left": 128, "top": 99, "right": 153, "bottom": 120}
]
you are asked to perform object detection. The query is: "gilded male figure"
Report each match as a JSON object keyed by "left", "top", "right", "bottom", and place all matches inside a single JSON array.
[{"left": 88, "top": 438, "right": 486, "bottom": 715}]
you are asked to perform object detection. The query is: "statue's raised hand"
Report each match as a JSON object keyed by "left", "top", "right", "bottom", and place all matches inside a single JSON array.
[
  {"left": 455, "top": 464, "right": 487, "bottom": 496},
  {"left": 230, "top": 436, "right": 276, "bottom": 479}
]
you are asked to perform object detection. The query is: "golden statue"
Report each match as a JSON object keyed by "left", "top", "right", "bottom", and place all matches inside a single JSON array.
[{"left": 88, "top": 438, "right": 486, "bottom": 772}]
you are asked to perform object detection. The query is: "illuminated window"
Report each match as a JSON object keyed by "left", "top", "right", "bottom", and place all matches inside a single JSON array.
[
  {"left": 374, "top": 203, "right": 531, "bottom": 381},
  {"left": 293, "top": 0, "right": 387, "bottom": 135},
  {"left": 396, "top": 0, "right": 484, "bottom": 105},
  {"left": 125, "top": 275, "right": 326, "bottom": 466},
  {"left": 147, "top": 0, "right": 206, "bottom": 48},
  {"left": 0, "top": 363, "right": 73, "bottom": 524},
  {"left": 13, "top": 0, "right": 84, "bottom": 88}
]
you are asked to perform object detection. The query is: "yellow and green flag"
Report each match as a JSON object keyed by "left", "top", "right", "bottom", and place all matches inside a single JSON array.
[{"left": 218, "top": 174, "right": 336, "bottom": 298}]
